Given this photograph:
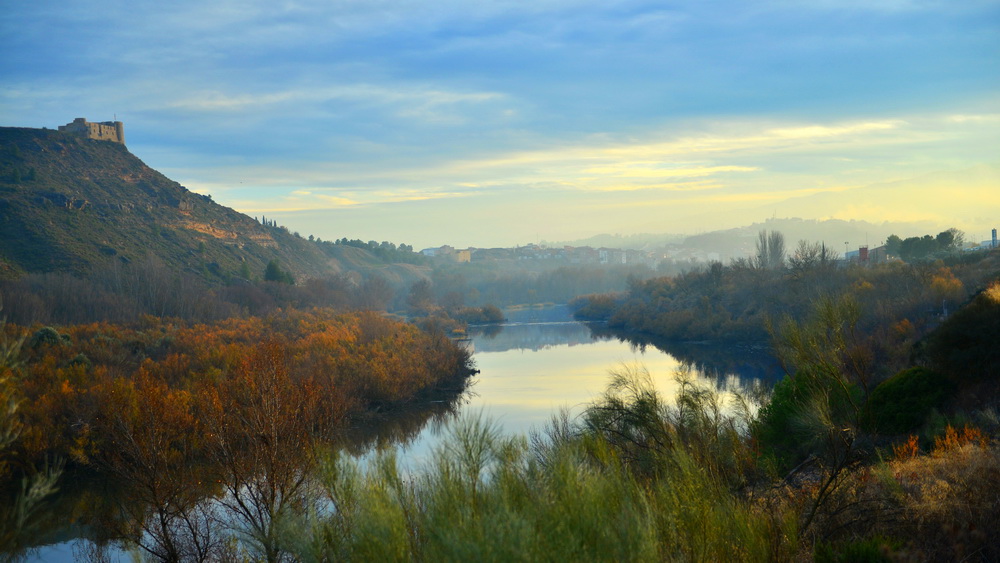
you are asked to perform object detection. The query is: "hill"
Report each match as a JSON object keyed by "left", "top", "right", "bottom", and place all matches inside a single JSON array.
[{"left": 0, "top": 126, "right": 337, "bottom": 282}]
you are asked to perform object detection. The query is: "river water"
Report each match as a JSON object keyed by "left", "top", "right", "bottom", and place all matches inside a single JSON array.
[
  {"left": 24, "top": 305, "right": 782, "bottom": 561},
  {"left": 384, "top": 305, "right": 783, "bottom": 470}
]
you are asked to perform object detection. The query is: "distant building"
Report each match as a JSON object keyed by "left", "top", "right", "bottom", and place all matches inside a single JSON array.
[
  {"left": 599, "top": 248, "right": 626, "bottom": 264},
  {"left": 868, "top": 245, "right": 894, "bottom": 264},
  {"left": 58, "top": 117, "right": 125, "bottom": 144}
]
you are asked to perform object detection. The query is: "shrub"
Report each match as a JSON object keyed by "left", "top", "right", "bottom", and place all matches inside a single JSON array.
[
  {"left": 921, "top": 281, "right": 1000, "bottom": 380},
  {"left": 28, "top": 327, "right": 63, "bottom": 349},
  {"left": 754, "top": 365, "right": 861, "bottom": 470},
  {"left": 865, "top": 367, "right": 953, "bottom": 435},
  {"left": 814, "top": 536, "right": 899, "bottom": 563},
  {"left": 570, "top": 293, "right": 623, "bottom": 321}
]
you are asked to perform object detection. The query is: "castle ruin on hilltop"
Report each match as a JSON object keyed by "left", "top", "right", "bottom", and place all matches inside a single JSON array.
[{"left": 58, "top": 117, "right": 125, "bottom": 145}]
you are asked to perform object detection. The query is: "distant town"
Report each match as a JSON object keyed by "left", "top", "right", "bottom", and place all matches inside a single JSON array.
[{"left": 422, "top": 227, "right": 998, "bottom": 268}]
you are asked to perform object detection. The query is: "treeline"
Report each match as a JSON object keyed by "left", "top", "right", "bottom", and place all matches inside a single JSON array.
[
  {"left": 0, "top": 254, "right": 661, "bottom": 328},
  {"left": 0, "top": 255, "right": 410, "bottom": 326},
  {"left": 573, "top": 234, "right": 999, "bottom": 379},
  {"left": 886, "top": 227, "right": 965, "bottom": 262},
  {"left": 426, "top": 262, "right": 661, "bottom": 309},
  {"left": 319, "top": 238, "right": 427, "bottom": 265}
]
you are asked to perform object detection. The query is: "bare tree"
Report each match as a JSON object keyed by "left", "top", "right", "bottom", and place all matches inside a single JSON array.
[
  {"left": 206, "top": 342, "right": 322, "bottom": 562},
  {"left": 754, "top": 230, "right": 786, "bottom": 270}
]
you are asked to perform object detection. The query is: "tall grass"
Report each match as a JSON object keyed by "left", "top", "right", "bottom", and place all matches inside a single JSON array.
[{"left": 283, "top": 366, "right": 797, "bottom": 562}]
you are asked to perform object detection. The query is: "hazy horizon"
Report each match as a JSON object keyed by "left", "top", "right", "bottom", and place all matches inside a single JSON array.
[{"left": 3, "top": 1, "right": 997, "bottom": 249}]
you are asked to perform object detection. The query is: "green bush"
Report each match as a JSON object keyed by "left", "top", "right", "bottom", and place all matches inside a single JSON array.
[
  {"left": 921, "top": 281, "right": 1000, "bottom": 380},
  {"left": 28, "top": 327, "right": 63, "bottom": 349},
  {"left": 865, "top": 367, "right": 954, "bottom": 435},
  {"left": 754, "top": 365, "right": 861, "bottom": 470},
  {"left": 815, "top": 535, "right": 899, "bottom": 563}
]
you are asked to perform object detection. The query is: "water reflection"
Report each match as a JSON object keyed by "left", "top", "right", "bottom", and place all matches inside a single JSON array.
[
  {"left": 18, "top": 380, "right": 474, "bottom": 562},
  {"left": 472, "top": 321, "right": 600, "bottom": 353},
  {"left": 586, "top": 325, "right": 786, "bottom": 386},
  {"left": 391, "top": 307, "right": 784, "bottom": 469}
]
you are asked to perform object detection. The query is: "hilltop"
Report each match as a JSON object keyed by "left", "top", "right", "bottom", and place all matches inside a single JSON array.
[
  {"left": 0, "top": 126, "right": 431, "bottom": 286},
  {"left": 0, "top": 126, "right": 337, "bottom": 281}
]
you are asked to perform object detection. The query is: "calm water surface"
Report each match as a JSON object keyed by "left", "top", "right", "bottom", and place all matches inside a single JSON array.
[{"left": 386, "top": 305, "right": 782, "bottom": 469}]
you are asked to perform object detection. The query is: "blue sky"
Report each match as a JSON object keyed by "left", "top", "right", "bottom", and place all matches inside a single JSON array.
[{"left": 3, "top": 0, "right": 998, "bottom": 248}]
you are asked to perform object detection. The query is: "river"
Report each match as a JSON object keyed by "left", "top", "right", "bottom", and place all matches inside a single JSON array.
[
  {"left": 379, "top": 304, "right": 783, "bottom": 471},
  {"left": 22, "top": 305, "right": 782, "bottom": 561}
]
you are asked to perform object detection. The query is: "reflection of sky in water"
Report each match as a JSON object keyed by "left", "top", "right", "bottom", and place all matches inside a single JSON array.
[{"left": 394, "top": 318, "right": 765, "bottom": 470}]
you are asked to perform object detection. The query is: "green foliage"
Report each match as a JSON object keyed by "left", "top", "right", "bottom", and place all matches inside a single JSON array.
[
  {"left": 451, "top": 305, "right": 505, "bottom": 324},
  {"left": 865, "top": 367, "right": 954, "bottom": 434},
  {"left": 897, "top": 228, "right": 965, "bottom": 261},
  {"left": 263, "top": 259, "right": 295, "bottom": 284},
  {"left": 28, "top": 327, "right": 63, "bottom": 349},
  {"left": 286, "top": 377, "right": 795, "bottom": 562},
  {"left": 323, "top": 237, "right": 427, "bottom": 265},
  {"left": 921, "top": 280, "right": 1000, "bottom": 380},
  {"left": 814, "top": 536, "right": 899, "bottom": 563},
  {"left": 885, "top": 234, "right": 902, "bottom": 256},
  {"left": 575, "top": 232, "right": 997, "bottom": 352},
  {"left": 754, "top": 365, "right": 860, "bottom": 470}
]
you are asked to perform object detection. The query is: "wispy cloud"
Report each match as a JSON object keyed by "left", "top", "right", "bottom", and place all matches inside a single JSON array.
[
  {"left": 167, "top": 84, "right": 506, "bottom": 116},
  {"left": 582, "top": 164, "right": 759, "bottom": 178}
]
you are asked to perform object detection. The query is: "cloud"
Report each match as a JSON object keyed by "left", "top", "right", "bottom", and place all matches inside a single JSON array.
[
  {"left": 166, "top": 84, "right": 506, "bottom": 115},
  {"left": 581, "top": 164, "right": 759, "bottom": 178},
  {"left": 163, "top": 110, "right": 996, "bottom": 221}
]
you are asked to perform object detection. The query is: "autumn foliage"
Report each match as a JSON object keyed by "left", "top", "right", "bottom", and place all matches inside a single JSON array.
[{"left": 3, "top": 309, "right": 474, "bottom": 474}]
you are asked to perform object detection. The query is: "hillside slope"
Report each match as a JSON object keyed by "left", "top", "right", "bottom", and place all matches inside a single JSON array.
[{"left": 0, "top": 126, "right": 335, "bottom": 282}]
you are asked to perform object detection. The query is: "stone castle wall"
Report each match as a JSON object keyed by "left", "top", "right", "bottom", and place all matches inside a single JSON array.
[{"left": 58, "top": 117, "right": 125, "bottom": 145}]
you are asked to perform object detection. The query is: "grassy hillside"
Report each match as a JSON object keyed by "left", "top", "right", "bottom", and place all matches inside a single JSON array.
[{"left": 0, "top": 127, "right": 334, "bottom": 282}]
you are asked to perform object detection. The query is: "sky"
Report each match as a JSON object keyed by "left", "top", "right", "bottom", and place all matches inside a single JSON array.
[{"left": 2, "top": 0, "right": 998, "bottom": 249}]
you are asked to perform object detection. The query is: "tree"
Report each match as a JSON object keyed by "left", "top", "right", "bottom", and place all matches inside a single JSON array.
[
  {"left": 788, "top": 240, "right": 820, "bottom": 273},
  {"left": 263, "top": 260, "right": 294, "bottom": 285},
  {"left": 206, "top": 342, "right": 321, "bottom": 562},
  {"left": 885, "top": 234, "right": 902, "bottom": 257},
  {"left": 899, "top": 235, "right": 937, "bottom": 261},
  {"left": 935, "top": 230, "right": 955, "bottom": 251},
  {"left": 754, "top": 230, "right": 786, "bottom": 270},
  {"left": 92, "top": 374, "right": 222, "bottom": 562},
  {"left": 407, "top": 279, "right": 435, "bottom": 313},
  {"left": 1, "top": 323, "right": 61, "bottom": 557},
  {"left": 936, "top": 227, "right": 965, "bottom": 251}
]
